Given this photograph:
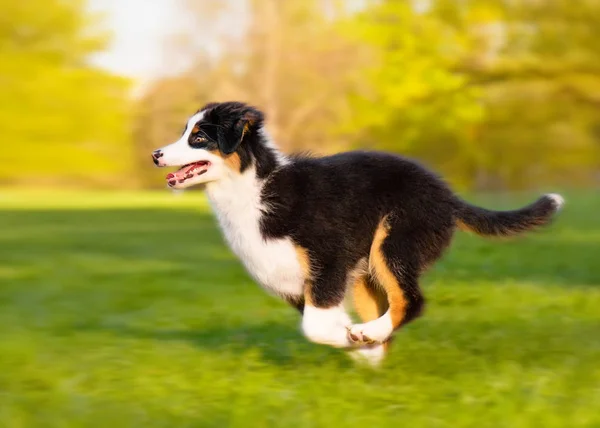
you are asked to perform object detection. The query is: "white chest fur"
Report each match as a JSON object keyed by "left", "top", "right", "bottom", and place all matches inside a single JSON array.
[{"left": 205, "top": 169, "right": 305, "bottom": 298}]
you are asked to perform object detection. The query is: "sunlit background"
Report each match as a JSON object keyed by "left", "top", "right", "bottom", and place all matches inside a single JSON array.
[
  {"left": 1, "top": 1, "right": 599, "bottom": 426},
  {"left": 4, "top": 0, "right": 600, "bottom": 190}
]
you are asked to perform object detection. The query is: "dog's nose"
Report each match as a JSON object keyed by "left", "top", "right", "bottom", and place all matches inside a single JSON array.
[{"left": 152, "top": 150, "right": 163, "bottom": 166}]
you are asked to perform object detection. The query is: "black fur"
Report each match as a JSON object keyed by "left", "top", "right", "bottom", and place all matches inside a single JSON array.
[
  {"left": 194, "top": 102, "right": 278, "bottom": 178},
  {"left": 454, "top": 195, "right": 560, "bottom": 236},
  {"left": 181, "top": 102, "right": 563, "bottom": 327},
  {"left": 261, "top": 151, "right": 459, "bottom": 309}
]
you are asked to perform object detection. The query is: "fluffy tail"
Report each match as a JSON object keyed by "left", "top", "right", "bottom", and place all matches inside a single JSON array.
[{"left": 455, "top": 193, "right": 564, "bottom": 237}]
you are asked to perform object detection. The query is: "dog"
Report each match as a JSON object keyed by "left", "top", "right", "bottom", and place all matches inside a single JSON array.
[{"left": 152, "top": 101, "right": 564, "bottom": 366}]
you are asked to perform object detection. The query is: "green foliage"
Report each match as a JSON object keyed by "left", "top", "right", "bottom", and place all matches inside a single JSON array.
[
  {"left": 338, "top": 2, "right": 482, "bottom": 143},
  {"left": 0, "top": 190, "right": 599, "bottom": 426},
  {"left": 339, "top": 0, "right": 600, "bottom": 190},
  {"left": 2, "top": 0, "right": 598, "bottom": 190},
  {"left": 0, "top": 0, "right": 131, "bottom": 186}
]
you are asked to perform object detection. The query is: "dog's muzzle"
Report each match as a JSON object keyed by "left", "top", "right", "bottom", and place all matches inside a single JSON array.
[{"left": 152, "top": 150, "right": 164, "bottom": 166}]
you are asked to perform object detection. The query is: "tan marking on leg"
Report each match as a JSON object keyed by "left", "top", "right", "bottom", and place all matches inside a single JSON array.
[
  {"left": 304, "top": 283, "right": 314, "bottom": 307},
  {"left": 294, "top": 245, "right": 314, "bottom": 306},
  {"left": 352, "top": 273, "right": 393, "bottom": 353},
  {"left": 369, "top": 219, "right": 408, "bottom": 329},
  {"left": 293, "top": 245, "right": 311, "bottom": 280},
  {"left": 352, "top": 275, "right": 388, "bottom": 322}
]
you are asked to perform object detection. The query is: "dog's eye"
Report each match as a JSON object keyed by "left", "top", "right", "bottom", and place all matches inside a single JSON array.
[{"left": 190, "top": 133, "right": 214, "bottom": 149}]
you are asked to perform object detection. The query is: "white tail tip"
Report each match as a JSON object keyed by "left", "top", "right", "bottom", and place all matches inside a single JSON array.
[{"left": 546, "top": 193, "right": 565, "bottom": 210}]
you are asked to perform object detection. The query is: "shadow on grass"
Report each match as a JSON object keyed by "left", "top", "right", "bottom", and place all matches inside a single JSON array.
[
  {"left": 75, "top": 322, "right": 352, "bottom": 369},
  {"left": 73, "top": 312, "right": 600, "bottom": 375}
]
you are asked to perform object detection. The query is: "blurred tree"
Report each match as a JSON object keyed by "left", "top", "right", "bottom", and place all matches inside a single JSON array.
[
  {"left": 0, "top": 0, "right": 131, "bottom": 187},
  {"left": 343, "top": 0, "right": 600, "bottom": 190},
  {"left": 134, "top": 0, "right": 361, "bottom": 158},
  {"left": 133, "top": 0, "right": 600, "bottom": 191},
  {"left": 230, "top": 0, "right": 360, "bottom": 152},
  {"left": 435, "top": 0, "right": 600, "bottom": 189},
  {"left": 336, "top": 1, "right": 485, "bottom": 190}
]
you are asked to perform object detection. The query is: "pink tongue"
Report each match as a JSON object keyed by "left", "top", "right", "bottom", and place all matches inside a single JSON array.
[{"left": 167, "top": 164, "right": 196, "bottom": 181}]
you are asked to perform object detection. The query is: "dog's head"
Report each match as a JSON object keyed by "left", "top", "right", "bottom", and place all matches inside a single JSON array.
[{"left": 152, "top": 102, "right": 267, "bottom": 189}]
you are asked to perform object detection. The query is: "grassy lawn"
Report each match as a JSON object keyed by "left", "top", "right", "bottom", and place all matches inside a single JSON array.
[{"left": 0, "top": 189, "right": 599, "bottom": 427}]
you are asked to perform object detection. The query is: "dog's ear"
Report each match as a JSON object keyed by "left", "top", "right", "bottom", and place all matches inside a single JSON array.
[{"left": 217, "top": 107, "right": 264, "bottom": 155}]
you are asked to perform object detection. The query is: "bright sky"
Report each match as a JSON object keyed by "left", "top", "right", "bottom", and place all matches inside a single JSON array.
[
  {"left": 88, "top": 0, "right": 368, "bottom": 86},
  {"left": 88, "top": 0, "right": 180, "bottom": 81}
]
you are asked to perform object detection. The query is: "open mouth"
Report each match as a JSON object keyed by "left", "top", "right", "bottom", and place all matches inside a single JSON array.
[{"left": 166, "top": 161, "right": 210, "bottom": 187}]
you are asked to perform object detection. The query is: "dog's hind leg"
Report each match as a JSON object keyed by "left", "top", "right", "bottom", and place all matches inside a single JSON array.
[
  {"left": 347, "top": 218, "right": 433, "bottom": 345},
  {"left": 347, "top": 274, "right": 391, "bottom": 366}
]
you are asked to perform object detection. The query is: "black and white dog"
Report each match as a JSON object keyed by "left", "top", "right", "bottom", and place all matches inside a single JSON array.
[{"left": 152, "top": 101, "right": 564, "bottom": 365}]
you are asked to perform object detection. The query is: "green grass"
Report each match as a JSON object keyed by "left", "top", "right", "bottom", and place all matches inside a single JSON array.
[{"left": 0, "top": 189, "right": 599, "bottom": 427}]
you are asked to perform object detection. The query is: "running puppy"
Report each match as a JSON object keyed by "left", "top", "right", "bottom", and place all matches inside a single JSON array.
[{"left": 152, "top": 101, "right": 564, "bottom": 366}]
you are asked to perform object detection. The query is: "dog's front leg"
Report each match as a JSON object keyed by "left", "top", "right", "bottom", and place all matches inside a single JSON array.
[
  {"left": 301, "top": 303, "right": 354, "bottom": 348},
  {"left": 300, "top": 273, "right": 354, "bottom": 348}
]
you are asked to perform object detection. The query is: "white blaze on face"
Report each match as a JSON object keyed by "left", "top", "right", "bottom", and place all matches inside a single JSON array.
[
  {"left": 155, "top": 110, "right": 227, "bottom": 188},
  {"left": 157, "top": 111, "right": 208, "bottom": 167}
]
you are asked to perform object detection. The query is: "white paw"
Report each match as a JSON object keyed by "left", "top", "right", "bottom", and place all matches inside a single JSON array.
[
  {"left": 347, "top": 312, "right": 394, "bottom": 345},
  {"left": 302, "top": 304, "right": 355, "bottom": 348},
  {"left": 347, "top": 343, "right": 386, "bottom": 367}
]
